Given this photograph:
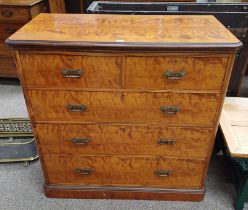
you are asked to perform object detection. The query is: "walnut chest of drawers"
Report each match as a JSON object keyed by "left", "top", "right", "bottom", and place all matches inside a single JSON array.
[
  {"left": 7, "top": 14, "right": 242, "bottom": 201},
  {"left": 0, "top": 0, "right": 45, "bottom": 77}
]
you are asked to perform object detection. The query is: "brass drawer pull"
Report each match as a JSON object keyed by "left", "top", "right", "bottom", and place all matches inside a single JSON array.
[
  {"left": 72, "top": 138, "right": 90, "bottom": 145},
  {"left": 67, "top": 104, "right": 87, "bottom": 112},
  {"left": 1, "top": 10, "right": 13, "bottom": 18},
  {"left": 5, "top": 28, "right": 17, "bottom": 34},
  {"left": 160, "top": 106, "right": 180, "bottom": 115},
  {"left": 75, "top": 168, "right": 93, "bottom": 175},
  {"left": 158, "top": 139, "right": 176, "bottom": 145},
  {"left": 164, "top": 70, "right": 185, "bottom": 80},
  {"left": 156, "top": 170, "right": 172, "bottom": 177},
  {"left": 62, "top": 69, "right": 83, "bottom": 78}
]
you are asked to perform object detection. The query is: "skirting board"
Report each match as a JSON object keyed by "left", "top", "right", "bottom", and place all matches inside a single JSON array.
[{"left": 44, "top": 184, "right": 205, "bottom": 201}]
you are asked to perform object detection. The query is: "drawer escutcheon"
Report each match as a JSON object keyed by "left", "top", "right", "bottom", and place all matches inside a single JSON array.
[
  {"left": 160, "top": 106, "right": 180, "bottom": 115},
  {"left": 75, "top": 168, "right": 93, "bottom": 175},
  {"left": 62, "top": 69, "right": 83, "bottom": 78},
  {"left": 155, "top": 170, "right": 172, "bottom": 177},
  {"left": 1, "top": 9, "right": 13, "bottom": 18},
  {"left": 71, "top": 138, "right": 90, "bottom": 145},
  {"left": 164, "top": 70, "right": 185, "bottom": 80},
  {"left": 158, "top": 139, "right": 176, "bottom": 145},
  {"left": 67, "top": 104, "right": 88, "bottom": 112}
]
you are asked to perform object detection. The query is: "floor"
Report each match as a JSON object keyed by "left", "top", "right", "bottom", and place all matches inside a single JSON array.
[{"left": 0, "top": 80, "right": 247, "bottom": 210}]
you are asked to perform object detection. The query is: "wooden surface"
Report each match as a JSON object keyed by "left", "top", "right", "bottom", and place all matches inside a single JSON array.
[
  {"left": 9, "top": 14, "right": 238, "bottom": 200},
  {"left": 0, "top": 0, "right": 43, "bottom": 6},
  {"left": 0, "top": 0, "right": 45, "bottom": 78},
  {"left": 36, "top": 124, "right": 212, "bottom": 158},
  {"left": 28, "top": 90, "right": 220, "bottom": 125},
  {"left": 20, "top": 53, "right": 228, "bottom": 91},
  {"left": 220, "top": 97, "right": 248, "bottom": 158},
  {"left": 7, "top": 14, "right": 242, "bottom": 50},
  {"left": 43, "top": 155, "right": 204, "bottom": 188},
  {"left": 48, "top": 0, "right": 65, "bottom": 13}
]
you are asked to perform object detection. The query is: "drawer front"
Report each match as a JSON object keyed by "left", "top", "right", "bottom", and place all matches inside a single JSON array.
[
  {"left": 43, "top": 155, "right": 205, "bottom": 188},
  {"left": 36, "top": 124, "right": 212, "bottom": 158},
  {"left": 20, "top": 54, "right": 122, "bottom": 88},
  {"left": 0, "top": 23, "right": 23, "bottom": 39},
  {"left": 0, "top": 7, "right": 29, "bottom": 23},
  {"left": 0, "top": 57, "right": 17, "bottom": 77},
  {"left": 0, "top": 40, "right": 12, "bottom": 57},
  {"left": 125, "top": 56, "right": 228, "bottom": 91},
  {"left": 28, "top": 90, "right": 220, "bottom": 125}
]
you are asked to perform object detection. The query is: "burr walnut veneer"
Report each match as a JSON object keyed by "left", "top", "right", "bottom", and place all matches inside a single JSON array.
[{"left": 7, "top": 14, "right": 242, "bottom": 201}]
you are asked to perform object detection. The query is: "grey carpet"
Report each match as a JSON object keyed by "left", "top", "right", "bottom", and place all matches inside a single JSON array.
[{"left": 0, "top": 82, "right": 247, "bottom": 210}]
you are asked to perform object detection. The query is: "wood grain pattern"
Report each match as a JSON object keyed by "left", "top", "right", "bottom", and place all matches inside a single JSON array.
[
  {"left": 36, "top": 123, "right": 212, "bottom": 158},
  {"left": 20, "top": 54, "right": 122, "bottom": 88},
  {"left": 0, "top": 56, "right": 16, "bottom": 77},
  {"left": 28, "top": 90, "right": 220, "bottom": 125},
  {"left": 48, "top": 0, "right": 65, "bottom": 13},
  {"left": 7, "top": 14, "right": 241, "bottom": 50},
  {"left": 125, "top": 56, "right": 228, "bottom": 91},
  {"left": 43, "top": 154, "right": 205, "bottom": 188},
  {"left": 44, "top": 184, "right": 204, "bottom": 201},
  {"left": 0, "top": 0, "right": 43, "bottom": 6},
  {"left": 0, "top": 6, "right": 29, "bottom": 23}
]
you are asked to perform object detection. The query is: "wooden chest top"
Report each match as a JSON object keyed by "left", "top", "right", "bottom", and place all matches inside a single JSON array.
[
  {"left": 7, "top": 14, "right": 242, "bottom": 51},
  {"left": 0, "top": 0, "right": 43, "bottom": 6}
]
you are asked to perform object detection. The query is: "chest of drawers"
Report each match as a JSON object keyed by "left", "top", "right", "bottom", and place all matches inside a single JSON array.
[
  {"left": 0, "top": 0, "right": 45, "bottom": 77},
  {"left": 7, "top": 14, "right": 241, "bottom": 201}
]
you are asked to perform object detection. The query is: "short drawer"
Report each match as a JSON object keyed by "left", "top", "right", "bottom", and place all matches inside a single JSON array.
[
  {"left": 36, "top": 124, "right": 212, "bottom": 159},
  {"left": 125, "top": 56, "right": 228, "bottom": 91},
  {"left": 20, "top": 54, "right": 122, "bottom": 88},
  {"left": 0, "top": 23, "right": 23, "bottom": 39},
  {"left": 0, "top": 7, "right": 30, "bottom": 23},
  {"left": 43, "top": 155, "right": 205, "bottom": 188},
  {"left": 0, "top": 57, "right": 17, "bottom": 77},
  {"left": 0, "top": 40, "right": 12, "bottom": 57},
  {"left": 28, "top": 90, "right": 220, "bottom": 125}
]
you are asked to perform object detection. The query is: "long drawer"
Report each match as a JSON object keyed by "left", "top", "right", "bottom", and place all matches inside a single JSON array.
[
  {"left": 36, "top": 124, "right": 212, "bottom": 158},
  {"left": 43, "top": 154, "right": 205, "bottom": 188},
  {"left": 28, "top": 90, "right": 220, "bottom": 125},
  {"left": 125, "top": 56, "right": 228, "bottom": 91},
  {"left": 0, "top": 7, "right": 30, "bottom": 23},
  {"left": 20, "top": 54, "right": 122, "bottom": 88}
]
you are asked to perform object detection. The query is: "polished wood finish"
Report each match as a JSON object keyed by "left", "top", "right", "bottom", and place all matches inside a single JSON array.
[
  {"left": 20, "top": 54, "right": 122, "bottom": 88},
  {"left": 0, "top": 0, "right": 45, "bottom": 78},
  {"left": 7, "top": 14, "right": 241, "bottom": 50},
  {"left": 48, "top": 0, "right": 65, "bottom": 13},
  {"left": 36, "top": 124, "right": 212, "bottom": 158},
  {"left": 43, "top": 155, "right": 205, "bottom": 188},
  {"left": 125, "top": 56, "right": 228, "bottom": 91},
  {"left": 28, "top": 90, "right": 219, "bottom": 125},
  {"left": 8, "top": 14, "right": 239, "bottom": 200}
]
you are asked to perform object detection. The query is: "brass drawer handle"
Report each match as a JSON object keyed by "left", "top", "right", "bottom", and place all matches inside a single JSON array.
[
  {"left": 5, "top": 28, "right": 17, "bottom": 34},
  {"left": 62, "top": 69, "right": 83, "bottom": 78},
  {"left": 160, "top": 106, "right": 180, "bottom": 115},
  {"left": 155, "top": 170, "right": 172, "bottom": 177},
  {"left": 164, "top": 70, "right": 185, "bottom": 80},
  {"left": 72, "top": 138, "right": 90, "bottom": 145},
  {"left": 1, "top": 9, "right": 13, "bottom": 18},
  {"left": 67, "top": 104, "right": 87, "bottom": 112},
  {"left": 75, "top": 168, "right": 93, "bottom": 175},
  {"left": 158, "top": 139, "right": 176, "bottom": 145}
]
